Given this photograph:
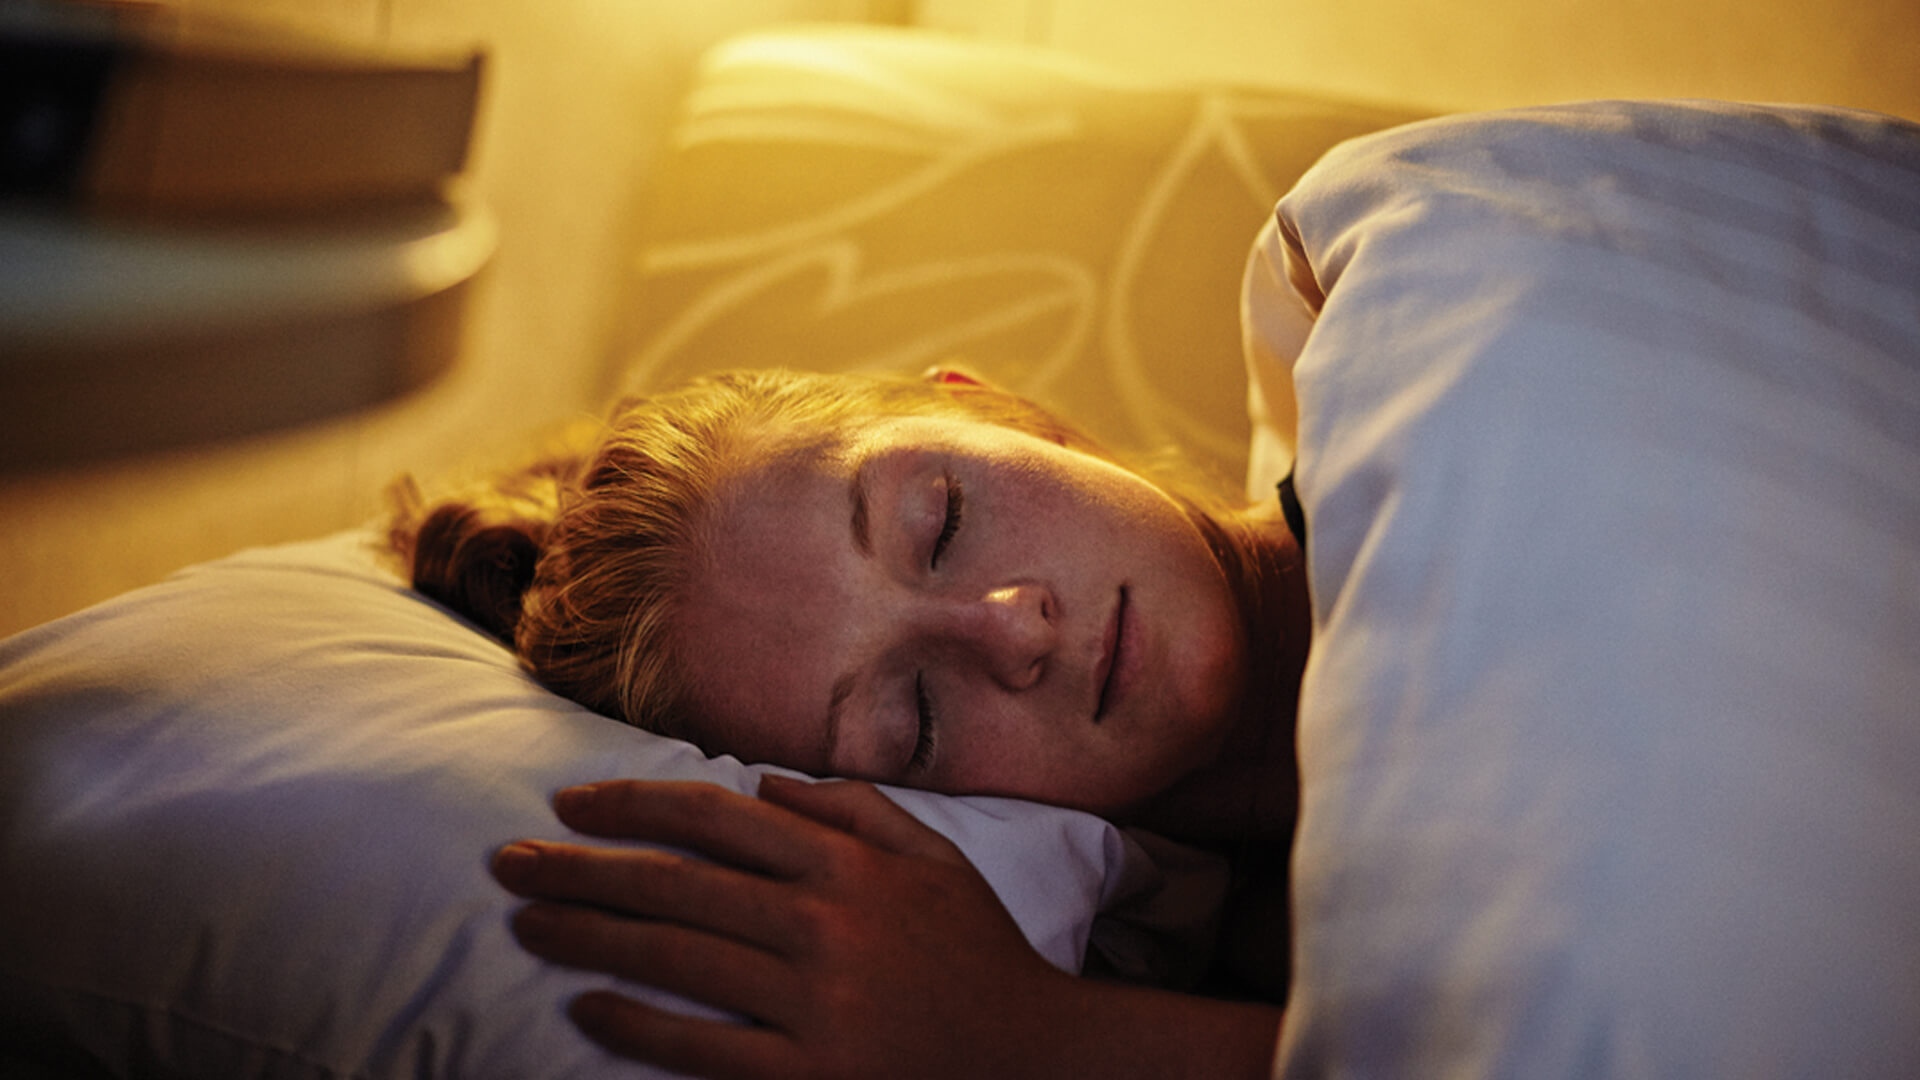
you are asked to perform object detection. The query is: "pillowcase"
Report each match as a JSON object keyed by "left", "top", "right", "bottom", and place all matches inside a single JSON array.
[
  {"left": 0, "top": 530, "right": 1161, "bottom": 1078},
  {"left": 1249, "top": 100, "right": 1920, "bottom": 1077}
]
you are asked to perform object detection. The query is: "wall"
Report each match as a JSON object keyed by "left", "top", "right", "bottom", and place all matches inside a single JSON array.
[
  {"left": 8, "top": 0, "right": 1913, "bottom": 637},
  {"left": 1, "top": 0, "right": 877, "bottom": 637},
  {"left": 919, "top": 0, "right": 1920, "bottom": 121}
]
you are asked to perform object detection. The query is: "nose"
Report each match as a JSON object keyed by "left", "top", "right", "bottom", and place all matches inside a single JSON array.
[{"left": 942, "top": 582, "right": 1058, "bottom": 690}]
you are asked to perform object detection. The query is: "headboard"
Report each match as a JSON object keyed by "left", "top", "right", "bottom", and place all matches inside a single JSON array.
[{"left": 609, "top": 26, "right": 1424, "bottom": 491}]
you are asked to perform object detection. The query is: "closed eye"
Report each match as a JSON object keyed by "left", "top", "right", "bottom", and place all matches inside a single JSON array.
[
  {"left": 932, "top": 475, "right": 964, "bottom": 569},
  {"left": 910, "top": 673, "right": 938, "bottom": 771}
]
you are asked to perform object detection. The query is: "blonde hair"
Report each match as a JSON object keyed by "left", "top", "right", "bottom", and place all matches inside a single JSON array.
[{"left": 389, "top": 368, "right": 1242, "bottom": 739}]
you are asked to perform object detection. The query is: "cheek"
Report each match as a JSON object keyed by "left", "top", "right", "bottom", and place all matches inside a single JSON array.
[
  {"left": 1174, "top": 583, "right": 1248, "bottom": 725},
  {"left": 927, "top": 697, "right": 1074, "bottom": 802},
  {"left": 935, "top": 703, "right": 1183, "bottom": 813}
]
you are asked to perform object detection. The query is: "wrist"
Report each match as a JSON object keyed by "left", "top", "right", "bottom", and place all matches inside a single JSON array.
[{"left": 1001, "top": 972, "right": 1282, "bottom": 1080}]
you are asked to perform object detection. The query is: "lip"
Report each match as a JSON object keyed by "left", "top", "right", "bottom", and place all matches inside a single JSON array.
[{"left": 1092, "top": 586, "right": 1132, "bottom": 723}]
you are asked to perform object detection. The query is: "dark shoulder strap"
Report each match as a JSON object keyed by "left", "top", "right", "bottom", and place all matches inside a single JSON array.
[{"left": 1277, "top": 469, "right": 1307, "bottom": 549}]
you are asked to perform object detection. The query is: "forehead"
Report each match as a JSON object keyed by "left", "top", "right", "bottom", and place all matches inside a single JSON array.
[
  {"left": 671, "top": 424, "right": 860, "bottom": 769},
  {"left": 695, "top": 419, "right": 864, "bottom": 618}
]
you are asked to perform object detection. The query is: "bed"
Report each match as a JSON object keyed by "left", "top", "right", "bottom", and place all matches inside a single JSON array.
[{"left": 4, "top": 23, "right": 1918, "bottom": 1080}]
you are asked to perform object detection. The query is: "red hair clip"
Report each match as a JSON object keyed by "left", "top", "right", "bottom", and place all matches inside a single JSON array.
[{"left": 922, "top": 365, "right": 984, "bottom": 388}]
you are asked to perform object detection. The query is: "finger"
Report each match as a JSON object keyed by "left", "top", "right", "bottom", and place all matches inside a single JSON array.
[
  {"left": 491, "top": 841, "right": 807, "bottom": 950},
  {"left": 552, "top": 781, "right": 823, "bottom": 878},
  {"left": 511, "top": 902, "right": 787, "bottom": 1020},
  {"left": 758, "top": 775, "right": 969, "bottom": 865},
  {"left": 569, "top": 991, "right": 798, "bottom": 1080}
]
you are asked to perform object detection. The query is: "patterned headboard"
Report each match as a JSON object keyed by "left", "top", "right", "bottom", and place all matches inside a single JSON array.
[{"left": 611, "top": 25, "right": 1419, "bottom": 490}]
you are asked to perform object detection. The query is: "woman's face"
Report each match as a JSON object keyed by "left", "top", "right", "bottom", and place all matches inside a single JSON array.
[{"left": 673, "top": 414, "right": 1248, "bottom": 814}]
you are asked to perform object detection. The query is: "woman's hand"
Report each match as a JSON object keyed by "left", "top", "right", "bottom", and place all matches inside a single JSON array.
[
  {"left": 491, "top": 775, "right": 1074, "bottom": 1078},
  {"left": 491, "top": 775, "right": 1281, "bottom": 1080}
]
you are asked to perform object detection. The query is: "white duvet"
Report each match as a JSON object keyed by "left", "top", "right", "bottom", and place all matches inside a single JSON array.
[{"left": 1246, "top": 100, "right": 1920, "bottom": 1078}]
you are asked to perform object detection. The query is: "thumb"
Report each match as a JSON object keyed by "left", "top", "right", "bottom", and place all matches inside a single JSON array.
[{"left": 758, "top": 774, "right": 968, "bottom": 864}]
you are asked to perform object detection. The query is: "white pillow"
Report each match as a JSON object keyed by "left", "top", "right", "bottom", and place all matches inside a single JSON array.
[
  {"left": 1256, "top": 101, "right": 1920, "bottom": 1077},
  {"left": 0, "top": 530, "right": 1158, "bottom": 1078}
]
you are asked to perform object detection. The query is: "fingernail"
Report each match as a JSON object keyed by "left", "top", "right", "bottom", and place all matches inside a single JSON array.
[{"left": 492, "top": 842, "right": 539, "bottom": 882}]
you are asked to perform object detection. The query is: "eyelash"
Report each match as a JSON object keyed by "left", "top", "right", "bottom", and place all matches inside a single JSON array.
[
  {"left": 932, "top": 475, "right": 964, "bottom": 569},
  {"left": 911, "top": 673, "right": 938, "bottom": 771},
  {"left": 910, "top": 473, "right": 961, "bottom": 773}
]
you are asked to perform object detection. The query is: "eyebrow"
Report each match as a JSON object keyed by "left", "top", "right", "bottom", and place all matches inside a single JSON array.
[
  {"left": 847, "top": 456, "right": 875, "bottom": 558},
  {"left": 823, "top": 671, "right": 853, "bottom": 764}
]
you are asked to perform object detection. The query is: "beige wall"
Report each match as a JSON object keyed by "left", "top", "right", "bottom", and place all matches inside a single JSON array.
[
  {"left": 7, "top": 0, "right": 1912, "bottom": 637},
  {"left": 1, "top": 0, "right": 877, "bottom": 637},
  {"left": 921, "top": 0, "right": 1920, "bottom": 120}
]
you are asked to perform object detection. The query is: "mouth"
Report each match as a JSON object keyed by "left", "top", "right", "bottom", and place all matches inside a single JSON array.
[{"left": 1092, "top": 586, "right": 1129, "bottom": 723}]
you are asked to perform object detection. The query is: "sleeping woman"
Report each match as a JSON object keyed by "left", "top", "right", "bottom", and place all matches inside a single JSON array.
[
  {"left": 388, "top": 365, "right": 1312, "bottom": 1078},
  {"left": 389, "top": 98, "right": 1920, "bottom": 1079}
]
